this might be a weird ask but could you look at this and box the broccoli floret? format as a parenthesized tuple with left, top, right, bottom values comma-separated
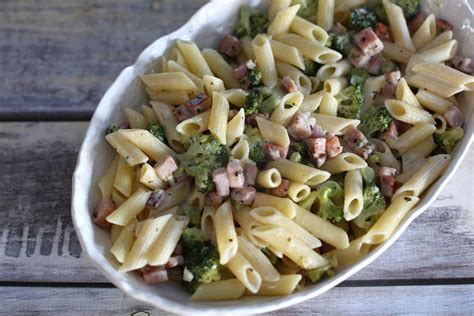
(370, 0, 421, 22)
(349, 6, 378, 31)
(329, 32, 353, 56)
(106, 124, 119, 135)
(304, 264, 332, 283)
(244, 89, 264, 116)
(181, 228, 221, 291)
(235, 5, 269, 38)
(359, 107, 394, 138)
(245, 126, 267, 166)
(148, 123, 166, 143)
(179, 135, 229, 193)
(336, 86, 364, 119)
(347, 68, 369, 87)
(292, 0, 318, 19)
(360, 167, 376, 184)
(394, 0, 422, 20)
(303, 58, 319, 76)
(353, 183, 386, 229)
(291, 141, 314, 166)
(248, 68, 263, 88)
(434, 127, 464, 154)
(183, 207, 202, 227)
(315, 181, 344, 222)
(299, 191, 318, 210)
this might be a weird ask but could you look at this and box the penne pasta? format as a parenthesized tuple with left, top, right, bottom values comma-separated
(321, 153, 368, 174)
(256, 116, 290, 147)
(140, 72, 198, 91)
(274, 33, 342, 63)
(208, 92, 230, 145)
(191, 279, 246, 301)
(268, 4, 300, 35)
(177, 40, 213, 78)
(256, 168, 282, 189)
(214, 200, 238, 265)
(252, 35, 278, 88)
(267, 159, 331, 187)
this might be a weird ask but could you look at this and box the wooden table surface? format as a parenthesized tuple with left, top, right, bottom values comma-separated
(1, 1, 473, 314)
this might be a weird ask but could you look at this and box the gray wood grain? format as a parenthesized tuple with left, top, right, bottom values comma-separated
(1, 284, 473, 315)
(0, 122, 472, 284)
(0, 0, 208, 118)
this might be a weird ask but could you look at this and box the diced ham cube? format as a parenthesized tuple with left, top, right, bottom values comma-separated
(448, 56, 474, 74)
(185, 93, 210, 115)
(282, 76, 298, 93)
(378, 166, 397, 198)
(330, 22, 347, 34)
(311, 124, 327, 138)
(233, 64, 249, 81)
(375, 23, 393, 42)
(244, 162, 258, 186)
(436, 19, 453, 33)
(219, 34, 242, 57)
(394, 120, 412, 134)
(381, 71, 401, 97)
(354, 28, 384, 57)
(155, 155, 178, 181)
(343, 127, 368, 148)
(287, 111, 317, 141)
(307, 137, 327, 167)
(408, 13, 426, 34)
(93, 198, 116, 229)
(267, 179, 290, 197)
(174, 105, 194, 122)
(263, 143, 288, 161)
(231, 186, 257, 205)
(206, 191, 223, 206)
(326, 136, 343, 158)
(139, 265, 165, 274)
(379, 121, 399, 143)
(349, 47, 371, 69)
(213, 168, 230, 197)
(368, 54, 385, 75)
(227, 159, 245, 188)
(444, 105, 464, 128)
(354, 142, 376, 160)
(165, 255, 184, 269)
(143, 269, 168, 285)
(147, 189, 165, 209)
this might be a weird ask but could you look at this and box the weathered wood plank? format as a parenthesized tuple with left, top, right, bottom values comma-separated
(0, 122, 472, 283)
(1, 284, 473, 315)
(0, 0, 208, 117)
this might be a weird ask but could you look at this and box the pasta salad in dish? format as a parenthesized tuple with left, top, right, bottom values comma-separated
(92, 0, 468, 301)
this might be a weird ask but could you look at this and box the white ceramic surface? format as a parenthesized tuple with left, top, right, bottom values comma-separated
(71, 1, 474, 314)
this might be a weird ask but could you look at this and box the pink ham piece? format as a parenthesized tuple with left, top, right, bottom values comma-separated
(227, 159, 245, 188)
(448, 56, 474, 74)
(368, 54, 385, 75)
(282, 76, 298, 93)
(311, 124, 327, 138)
(212, 168, 230, 197)
(354, 28, 384, 56)
(244, 162, 258, 186)
(219, 34, 242, 57)
(146, 189, 165, 209)
(287, 111, 317, 141)
(343, 127, 375, 160)
(378, 166, 397, 198)
(307, 137, 327, 167)
(93, 198, 116, 229)
(444, 105, 464, 128)
(206, 191, 223, 206)
(165, 255, 184, 269)
(233, 64, 249, 81)
(379, 121, 399, 143)
(349, 47, 371, 69)
(326, 136, 343, 158)
(143, 269, 168, 285)
(155, 155, 178, 181)
(231, 186, 257, 205)
(375, 23, 393, 42)
(436, 19, 453, 33)
(263, 143, 288, 161)
(185, 93, 210, 115)
(267, 179, 290, 197)
(381, 71, 401, 97)
(174, 105, 194, 122)
(246, 112, 269, 127)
